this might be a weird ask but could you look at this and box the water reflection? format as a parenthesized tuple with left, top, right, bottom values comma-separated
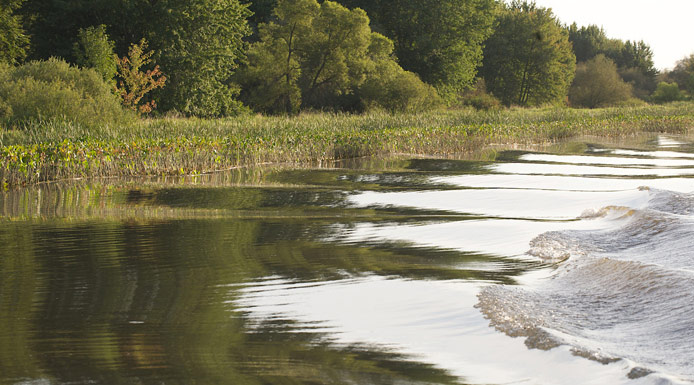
(1, 134, 694, 384)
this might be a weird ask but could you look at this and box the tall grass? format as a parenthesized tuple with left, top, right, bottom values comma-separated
(1, 103, 694, 187)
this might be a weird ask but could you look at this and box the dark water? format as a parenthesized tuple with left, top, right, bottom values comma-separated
(2, 135, 694, 384)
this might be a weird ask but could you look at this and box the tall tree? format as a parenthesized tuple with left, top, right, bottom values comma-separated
(480, 0, 575, 106)
(148, 0, 252, 117)
(567, 23, 609, 63)
(336, 0, 497, 99)
(237, 0, 437, 113)
(0, 0, 29, 64)
(667, 54, 694, 97)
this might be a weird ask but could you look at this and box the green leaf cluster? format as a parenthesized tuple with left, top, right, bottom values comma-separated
(0, 58, 130, 127)
(337, 0, 497, 99)
(237, 0, 437, 114)
(481, 1, 575, 107)
(651, 82, 685, 104)
(73, 25, 117, 83)
(569, 55, 633, 108)
(0, 0, 29, 64)
(149, 0, 252, 117)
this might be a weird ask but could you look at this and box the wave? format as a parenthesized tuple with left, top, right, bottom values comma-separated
(477, 188, 694, 383)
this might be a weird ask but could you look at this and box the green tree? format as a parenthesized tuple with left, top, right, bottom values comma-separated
(569, 54, 632, 108)
(568, 23, 609, 63)
(73, 25, 117, 82)
(651, 81, 684, 104)
(481, 1, 575, 106)
(0, 0, 29, 64)
(336, 0, 497, 98)
(668, 54, 694, 96)
(237, 0, 436, 113)
(148, 0, 251, 117)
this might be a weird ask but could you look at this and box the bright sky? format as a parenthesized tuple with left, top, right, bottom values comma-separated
(531, 0, 694, 70)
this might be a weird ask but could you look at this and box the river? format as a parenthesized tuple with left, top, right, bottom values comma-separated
(1, 134, 693, 384)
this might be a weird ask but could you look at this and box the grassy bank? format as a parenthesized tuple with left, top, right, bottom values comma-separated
(1, 103, 694, 187)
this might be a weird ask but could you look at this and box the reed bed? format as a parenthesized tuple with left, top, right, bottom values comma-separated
(1, 103, 694, 187)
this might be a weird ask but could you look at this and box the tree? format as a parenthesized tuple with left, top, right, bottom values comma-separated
(480, 1, 575, 106)
(114, 39, 167, 114)
(568, 23, 609, 63)
(73, 25, 117, 82)
(569, 55, 632, 108)
(0, 0, 29, 64)
(148, 0, 252, 117)
(237, 0, 437, 113)
(237, 0, 318, 113)
(336, 0, 497, 99)
(668, 55, 694, 96)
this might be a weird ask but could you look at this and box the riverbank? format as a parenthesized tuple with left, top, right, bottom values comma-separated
(1, 103, 694, 187)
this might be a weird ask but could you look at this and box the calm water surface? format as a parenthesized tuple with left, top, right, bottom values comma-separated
(2, 135, 694, 385)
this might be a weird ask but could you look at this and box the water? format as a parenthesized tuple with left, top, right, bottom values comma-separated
(1, 135, 694, 384)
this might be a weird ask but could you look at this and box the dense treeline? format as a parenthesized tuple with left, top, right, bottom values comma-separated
(1, 0, 694, 122)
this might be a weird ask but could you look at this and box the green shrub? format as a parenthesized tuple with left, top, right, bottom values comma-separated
(359, 60, 441, 112)
(456, 79, 501, 110)
(651, 82, 685, 104)
(569, 54, 633, 108)
(0, 58, 130, 127)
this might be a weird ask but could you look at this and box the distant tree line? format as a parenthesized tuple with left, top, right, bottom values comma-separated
(1, 0, 693, 119)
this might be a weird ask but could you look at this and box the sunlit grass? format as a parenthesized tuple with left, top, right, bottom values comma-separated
(2, 102, 694, 187)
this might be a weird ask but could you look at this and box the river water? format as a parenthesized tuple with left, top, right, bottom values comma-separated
(1, 135, 693, 384)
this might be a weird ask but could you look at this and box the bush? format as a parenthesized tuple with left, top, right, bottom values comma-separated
(456, 79, 501, 110)
(569, 54, 633, 108)
(359, 60, 441, 113)
(0, 58, 130, 127)
(651, 82, 685, 104)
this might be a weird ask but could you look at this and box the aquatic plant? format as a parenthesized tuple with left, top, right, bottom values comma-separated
(1, 103, 694, 187)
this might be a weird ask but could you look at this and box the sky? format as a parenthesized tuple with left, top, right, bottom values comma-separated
(531, 0, 694, 70)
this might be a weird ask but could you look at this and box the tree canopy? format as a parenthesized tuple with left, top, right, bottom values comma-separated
(335, 0, 497, 99)
(480, 1, 575, 106)
(237, 0, 437, 114)
(0, 0, 29, 64)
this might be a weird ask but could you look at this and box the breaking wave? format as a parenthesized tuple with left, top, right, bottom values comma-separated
(478, 189, 694, 383)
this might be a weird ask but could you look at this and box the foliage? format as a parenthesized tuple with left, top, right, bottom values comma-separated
(337, 0, 497, 98)
(481, 1, 575, 106)
(569, 55, 633, 108)
(359, 57, 441, 113)
(73, 25, 117, 82)
(237, 0, 436, 114)
(0, 0, 29, 64)
(20, 0, 251, 117)
(456, 79, 501, 110)
(114, 39, 166, 115)
(651, 82, 685, 104)
(567, 23, 657, 99)
(567, 23, 610, 63)
(668, 55, 694, 96)
(149, 0, 252, 117)
(4, 103, 694, 186)
(0, 58, 128, 127)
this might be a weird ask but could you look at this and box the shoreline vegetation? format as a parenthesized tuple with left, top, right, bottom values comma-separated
(2, 102, 693, 188)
